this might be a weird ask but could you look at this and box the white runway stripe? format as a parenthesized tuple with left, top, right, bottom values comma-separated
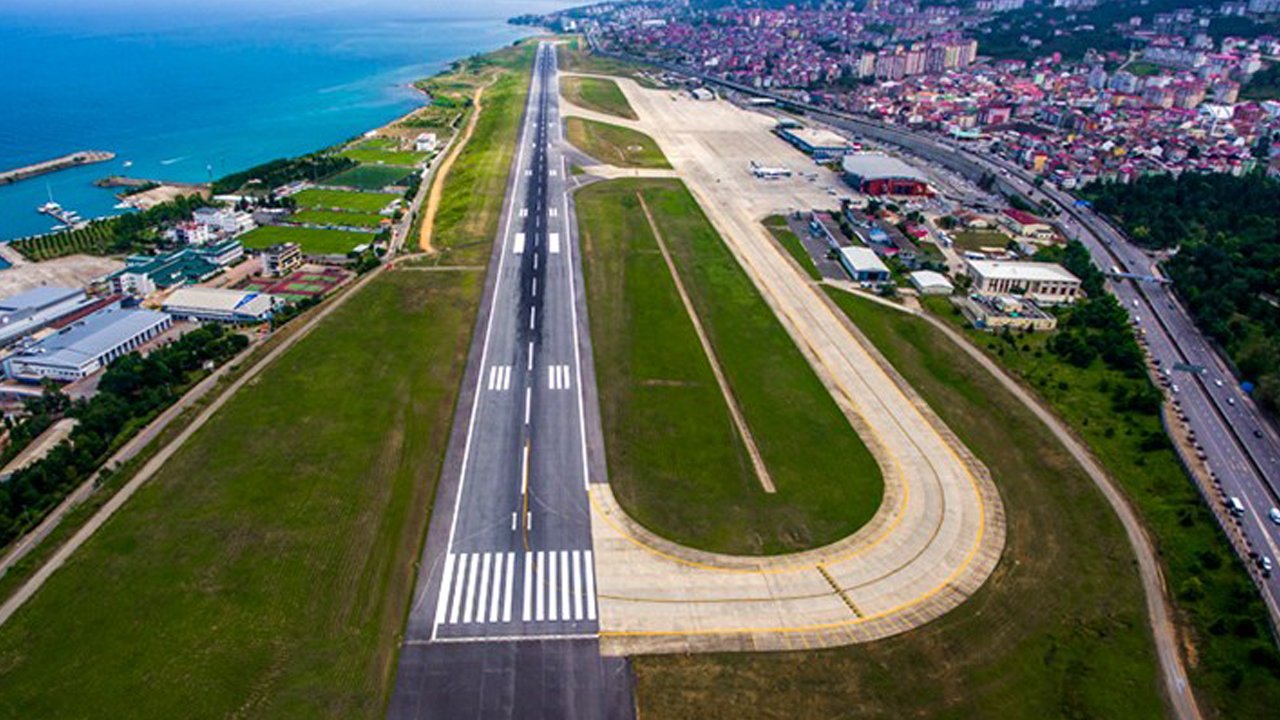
(487, 365, 512, 391)
(434, 550, 597, 627)
(513, 232, 526, 254)
(549, 232, 561, 254)
(548, 364, 571, 390)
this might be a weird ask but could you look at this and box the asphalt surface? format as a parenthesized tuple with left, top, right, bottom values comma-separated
(388, 43, 632, 719)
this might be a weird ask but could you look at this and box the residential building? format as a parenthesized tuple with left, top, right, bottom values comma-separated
(3, 307, 172, 382)
(414, 132, 438, 152)
(261, 242, 304, 278)
(162, 287, 278, 323)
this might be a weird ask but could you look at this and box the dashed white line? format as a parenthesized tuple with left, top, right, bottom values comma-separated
(529, 306, 536, 330)
(524, 386, 532, 424)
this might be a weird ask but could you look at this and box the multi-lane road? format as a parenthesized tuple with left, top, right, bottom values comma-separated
(387, 42, 631, 720)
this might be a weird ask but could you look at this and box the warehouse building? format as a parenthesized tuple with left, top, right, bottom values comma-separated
(838, 246, 891, 286)
(775, 125, 852, 159)
(842, 153, 931, 196)
(909, 270, 954, 295)
(162, 287, 278, 323)
(3, 307, 172, 382)
(966, 259, 1081, 304)
(0, 287, 97, 347)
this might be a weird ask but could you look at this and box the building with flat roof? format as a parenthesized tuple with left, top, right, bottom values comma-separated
(956, 294, 1059, 332)
(261, 242, 303, 278)
(838, 246, 891, 285)
(966, 259, 1081, 304)
(0, 286, 95, 347)
(842, 153, 931, 196)
(3, 307, 172, 382)
(909, 270, 954, 295)
(776, 125, 852, 159)
(162, 287, 278, 323)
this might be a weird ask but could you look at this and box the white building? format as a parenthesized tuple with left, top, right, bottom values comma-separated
(414, 132, 438, 152)
(909, 270, 954, 295)
(261, 242, 303, 278)
(162, 287, 278, 323)
(3, 307, 172, 382)
(838, 246, 892, 285)
(192, 207, 257, 236)
(0, 286, 96, 347)
(966, 259, 1081, 304)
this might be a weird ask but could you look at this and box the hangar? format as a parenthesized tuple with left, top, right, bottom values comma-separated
(842, 153, 931, 196)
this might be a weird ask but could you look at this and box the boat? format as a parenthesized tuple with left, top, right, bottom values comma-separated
(122, 160, 133, 168)
(38, 201, 61, 214)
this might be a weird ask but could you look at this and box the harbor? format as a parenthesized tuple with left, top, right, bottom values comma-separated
(0, 151, 116, 186)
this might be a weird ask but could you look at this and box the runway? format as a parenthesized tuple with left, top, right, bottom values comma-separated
(387, 42, 630, 720)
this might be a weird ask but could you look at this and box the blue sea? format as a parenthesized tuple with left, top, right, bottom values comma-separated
(0, 0, 572, 242)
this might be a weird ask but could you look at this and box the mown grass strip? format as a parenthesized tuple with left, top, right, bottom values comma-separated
(764, 215, 821, 281)
(565, 117, 670, 169)
(633, 291, 1164, 719)
(579, 178, 880, 554)
(239, 225, 369, 255)
(560, 76, 637, 120)
(292, 188, 399, 213)
(0, 269, 480, 718)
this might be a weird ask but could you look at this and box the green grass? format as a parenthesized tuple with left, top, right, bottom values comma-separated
(0, 269, 482, 718)
(556, 41, 662, 88)
(340, 144, 427, 167)
(292, 188, 399, 214)
(323, 165, 414, 190)
(239, 226, 369, 255)
(950, 229, 1011, 253)
(428, 44, 535, 266)
(565, 117, 670, 169)
(560, 76, 637, 120)
(925, 296, 1280, 718)
(764, 215, 820, 281)
(634, 290, 1164, 718)
(578, 179, 881, 554)
(291, 209, 387, 229)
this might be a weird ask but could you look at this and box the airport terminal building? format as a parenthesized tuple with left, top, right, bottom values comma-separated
(842, 153, 931, 196)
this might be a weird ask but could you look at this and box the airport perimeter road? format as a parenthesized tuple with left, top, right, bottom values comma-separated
(388, 43, 631, 720)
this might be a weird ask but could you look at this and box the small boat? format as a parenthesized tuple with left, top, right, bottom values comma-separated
(122, 160, 133, 168)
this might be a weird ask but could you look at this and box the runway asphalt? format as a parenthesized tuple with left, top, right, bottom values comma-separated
(387, 42, 631, 720)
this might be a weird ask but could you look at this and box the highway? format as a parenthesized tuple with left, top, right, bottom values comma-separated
(387, 42, 631, 719)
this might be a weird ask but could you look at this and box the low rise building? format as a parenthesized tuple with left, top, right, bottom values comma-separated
(191, 239, 245, 267)
(842, 153, 931, 196)
(261, 242, 303, 278)
(414, 132, 438, 152)
(162, 287, 278, 323)
(193, 206, 256, 236)
(956, 294, 1058, 332)
(966, 259, 1081, 304)
(908, 270, 954, 295)
(838, 246, 891, 285)
(999, 208, 1054, 239)
(3, 307, 172, 382)
(107, 249, 222, 297)
(776, 125, 852, 159)
(0, 287, 96, 347)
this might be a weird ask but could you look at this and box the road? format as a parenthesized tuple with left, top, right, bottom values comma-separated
(387, 42, 632, 719)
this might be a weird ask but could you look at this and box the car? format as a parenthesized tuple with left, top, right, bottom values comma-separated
(1256, 429, 1265, 439)
(1214, 379, 1224, 388)
(1259, 556, 1273, 577)
(1171, 384, 1180, 394)
(1228, 397, 1236, 406)
(1269, 507, 1280, 525)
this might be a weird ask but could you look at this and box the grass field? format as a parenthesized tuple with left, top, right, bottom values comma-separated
(578, 179, 881, 554)
(633, 290, 1164, 718)
(763, 215, 820, 281)
(292, 209, 387, 229)
(340, 144, 428, 167)
(323, 165, 414, 191)
(292, 188, 399, 214)
(239, 226, 369, 255)
(565, 117, 670, 169)
(950, 229, 1011, 253)
(556, 40, 662, 89)
(924, 296, 1280, 718)
(0, 269, 481, 718)
(560, 76, 637, 120)
(428, 44, 536, 266)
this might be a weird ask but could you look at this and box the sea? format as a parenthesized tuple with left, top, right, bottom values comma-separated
(0, 0, 574, 246)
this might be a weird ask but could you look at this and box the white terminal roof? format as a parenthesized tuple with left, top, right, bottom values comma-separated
(840, 246, 891, 273)
(784, 126, 851, 148)
(967, 260, 1080, 283)
(15, 307, 168, 368)
(164, 287, 274, 316)
(841, 152, 929, 182)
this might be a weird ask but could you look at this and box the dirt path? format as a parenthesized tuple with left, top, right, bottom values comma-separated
(418, 81, 492, 253)
(637, 193, 775, 494)
(0, 265, 390, 628)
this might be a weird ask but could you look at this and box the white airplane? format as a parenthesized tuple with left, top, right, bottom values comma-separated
(749, 160, 791, 179)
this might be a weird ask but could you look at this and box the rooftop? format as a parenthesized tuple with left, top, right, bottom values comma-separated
(164, 287, 272, 314)
(841, 152, 929, 182)
(14, 307, 169, 369)
(781, 126, 851, 148)
(967, 259, 1079, 283)
(840, 245, 891, 273)
(0, 286, 83, 315)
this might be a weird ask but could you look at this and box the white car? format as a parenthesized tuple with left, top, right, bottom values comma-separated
(1269, 507, 1280, 526)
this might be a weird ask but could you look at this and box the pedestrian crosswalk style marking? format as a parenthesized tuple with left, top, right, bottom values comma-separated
(435, 550, 595, 628)
(549, 232, 561, 254)
(548, 364, 571, 390)
(487, 365, 512, 391)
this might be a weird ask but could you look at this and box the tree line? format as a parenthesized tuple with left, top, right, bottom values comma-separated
(0, 325, 249, 547)
(1083, 171, 1280, 414)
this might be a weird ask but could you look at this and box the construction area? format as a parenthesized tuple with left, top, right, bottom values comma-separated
(558, 75, 1006, 654)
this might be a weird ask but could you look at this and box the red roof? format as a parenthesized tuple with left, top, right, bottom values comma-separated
(1002, 208, 1044, 226)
